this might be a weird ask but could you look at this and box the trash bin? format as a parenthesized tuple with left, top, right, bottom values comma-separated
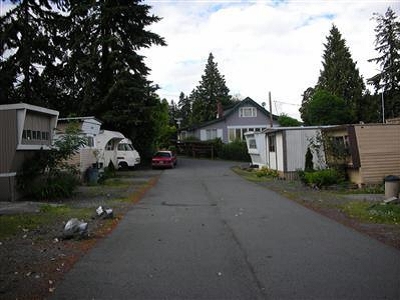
(384, 175, 400, 199)
(87, 167, 99, 184)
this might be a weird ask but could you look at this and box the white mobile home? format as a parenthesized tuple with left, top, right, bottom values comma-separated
(245, 126, 329, 180)
(57, 117, 102, 175)
(56, 118, 140, 175)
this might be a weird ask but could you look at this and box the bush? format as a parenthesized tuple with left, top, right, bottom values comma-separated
(98, 161, 116, 184)
(30, 172, 80, 200)
(218, 140, 250, 162)
(255, 167, 279, 178)
(303, 168, 345, 188)
(17, 123, 86, 200)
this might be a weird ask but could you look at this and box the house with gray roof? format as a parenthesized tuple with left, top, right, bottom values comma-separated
(180, 97, 279, 143)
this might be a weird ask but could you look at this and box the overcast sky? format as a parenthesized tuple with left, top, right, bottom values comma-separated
(142, 0, 398, 119)
(1, 1, 397, 119)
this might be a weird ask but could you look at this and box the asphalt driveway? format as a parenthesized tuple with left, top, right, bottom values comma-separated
(52, 158, 400, 300)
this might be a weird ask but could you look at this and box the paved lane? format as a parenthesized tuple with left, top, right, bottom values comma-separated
(53, 158, 400, 299)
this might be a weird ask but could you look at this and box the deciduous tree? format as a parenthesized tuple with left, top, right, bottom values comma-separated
(303, 89, 353, 125)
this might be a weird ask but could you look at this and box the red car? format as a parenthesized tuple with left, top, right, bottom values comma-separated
(151, 151, 177, 169)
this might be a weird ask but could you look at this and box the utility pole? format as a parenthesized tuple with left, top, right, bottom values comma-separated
(269, 91, 273, 127)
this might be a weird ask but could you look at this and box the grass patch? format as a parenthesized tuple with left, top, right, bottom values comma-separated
(341, 202, 400, 224)
(102, 178, 130, 188)
(231, 167, 274, 183)
(339, 184, 384, 195)
(0, 204, 92, 240)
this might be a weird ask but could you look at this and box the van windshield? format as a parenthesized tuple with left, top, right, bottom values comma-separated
(118, 143, 134, 151)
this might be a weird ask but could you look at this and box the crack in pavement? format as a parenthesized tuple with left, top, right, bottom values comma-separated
(201, 180, 268, 300)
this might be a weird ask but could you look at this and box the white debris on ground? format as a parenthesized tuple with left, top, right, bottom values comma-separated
(62, 218, 88, 239)
(95, 206, 114, 219)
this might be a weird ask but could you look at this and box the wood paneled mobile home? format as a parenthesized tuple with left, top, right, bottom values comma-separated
(0, 103, 59, 201)
(322, 124, 400, 186)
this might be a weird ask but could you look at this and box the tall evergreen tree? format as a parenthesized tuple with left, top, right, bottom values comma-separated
(0, 0, 66, 105)
(191, 53, 232, 123)
(169, 99, 179, 125)
(299, 87, 315, 125)
(317, 25, 365, 122)
(177, 91, 192, 127)
(368, 7, 400, 119)
(60, 0, 166, 159)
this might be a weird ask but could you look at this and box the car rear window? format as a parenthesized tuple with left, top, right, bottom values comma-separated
(155, 152, 171, 157)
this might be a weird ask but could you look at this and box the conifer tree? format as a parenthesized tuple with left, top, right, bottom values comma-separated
(191, 53, 232, 123)
(0, 0, 66, 105)
(60, 0, 166, 159)
(299, 87, 315, 125)
(368, 7, 400, 119)
(317, 25, 365, 122)
(177, 92, 192, 127)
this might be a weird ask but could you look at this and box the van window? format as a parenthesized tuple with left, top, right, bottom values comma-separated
(118, 143, 134, 151)
(106, 140, 113, 150)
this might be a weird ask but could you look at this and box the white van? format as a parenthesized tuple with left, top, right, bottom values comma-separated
(116, 138, 141, 169)
(96, 131, 140, 169)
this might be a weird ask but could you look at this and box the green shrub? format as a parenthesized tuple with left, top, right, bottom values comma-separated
(17, 122, 86, 200)
(30, 171, 80, 200)
(303, 168, 345, 188)
(255, 167, 279, 178)
(98, 161, 116, 184)
(218, 140, 250, 162)
(168, 145, 177, 153)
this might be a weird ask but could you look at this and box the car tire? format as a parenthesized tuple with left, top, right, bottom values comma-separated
(118, 162, 129, 171)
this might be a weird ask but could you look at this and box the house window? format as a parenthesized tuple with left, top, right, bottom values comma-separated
(241, 128, 248, 140)
(268, 135, 276, 152)
(228, 129, 235, 142)
(329, 135, 349, 154)
(239, 107, 257, 118)
(87, 136, 94, 147)
(248, 138, 257, 149)
(206, 129, 218, 140)
(27, 130, 32, 140)
(228, 127, 267, 142)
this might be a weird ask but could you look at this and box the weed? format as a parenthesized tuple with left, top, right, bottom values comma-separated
(232, 167, 274, 182)
(102, 179, 130, 188)
(255, 167, 279, 178)
(341, 202, 400, 224)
